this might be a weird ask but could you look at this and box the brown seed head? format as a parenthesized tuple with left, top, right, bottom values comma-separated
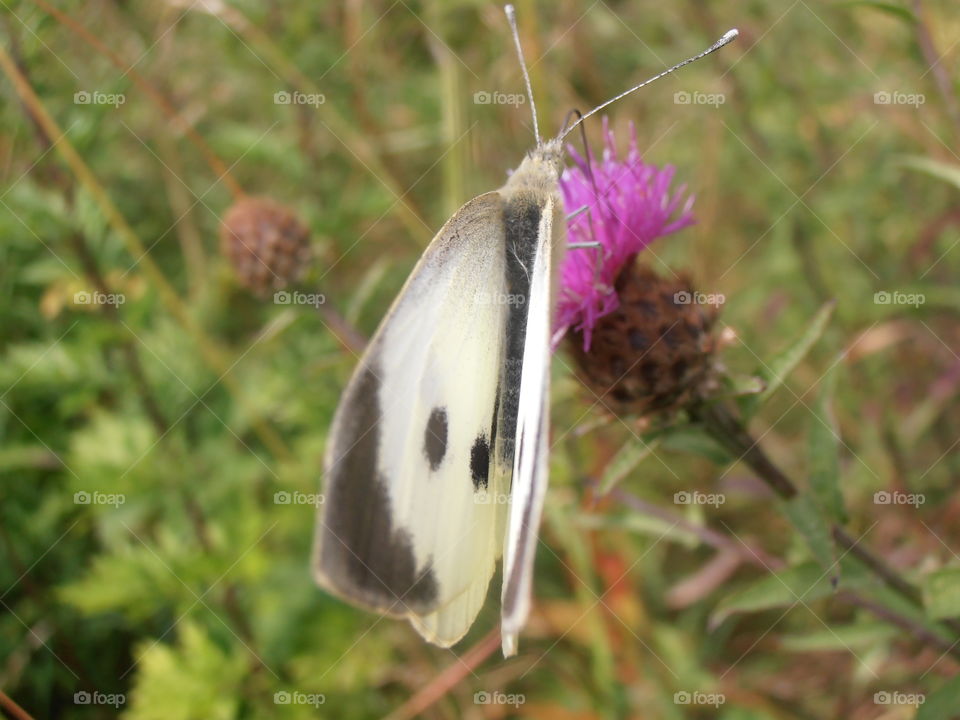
(220, 196, 311, 295)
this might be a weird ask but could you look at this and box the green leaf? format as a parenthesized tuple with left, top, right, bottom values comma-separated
(900, 156, 960, 192)
(126, 622, 248, 720)
(917, 675, 960, 720)
(711, 561, 836, 628)
(840, 1, 916, 24)
(578, 512, 701, 550)
(781, 492, 836, 572)
(0, 444, 60, 471)
(922, 568, 960, 621)
(59, 544, 181, 619)
(545, 502, 618, 705)
(739, 302, 835, 418)
(808, 366, 847, 523)
(718, 710, 780, 720)
(780, 621, 897, 652)
(864, 572, 957, 644)
(661, 427, 732, 465)
(719, 373, 766, 399)
(599, 435, 662, 494)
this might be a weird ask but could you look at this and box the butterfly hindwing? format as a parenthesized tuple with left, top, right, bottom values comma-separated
(499, 191, 563, 656)
(314, 192, 514, 646)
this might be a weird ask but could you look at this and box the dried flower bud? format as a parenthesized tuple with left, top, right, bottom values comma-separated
(220, 196, 311, 295)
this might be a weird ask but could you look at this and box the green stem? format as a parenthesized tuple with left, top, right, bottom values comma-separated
(693, 400, 960, 639)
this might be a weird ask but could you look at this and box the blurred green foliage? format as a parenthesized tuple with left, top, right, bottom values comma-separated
(2, 0, 960, 718)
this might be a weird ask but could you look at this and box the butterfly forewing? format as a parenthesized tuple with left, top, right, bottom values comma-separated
(315, 192, 514, 646)
(316, 144, 565, 652)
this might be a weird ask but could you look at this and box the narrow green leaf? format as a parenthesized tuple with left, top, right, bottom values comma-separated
(865, 575, 957, 645)
(840, 1, 916, 24)
(900, 156, 960, 192)
(781, 492, 837, 572)
(717, 710, 781, 720)
(922, 567, 960, 621)
(599, 435, 662, 495)
(720, 373, 766, 399)
(661, 427, 732, 465)
(808, 366, 847, 523)
(577, 512, 701, 550)
(917, 675, 960, 720)
(780, 621, 897, 652)
(740, 301, 835, 418)
(345, 256, 391, 326)
(711, 561, 835, 629)
(0, 444, 60, 471)
(545, 501, 618, 708)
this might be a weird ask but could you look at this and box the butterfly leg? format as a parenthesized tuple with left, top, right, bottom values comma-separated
(565, 204, 590, 223)
(564, 205, 605, 287)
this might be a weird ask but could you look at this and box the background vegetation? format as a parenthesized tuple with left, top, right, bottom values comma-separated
(2, 0, 959, 718)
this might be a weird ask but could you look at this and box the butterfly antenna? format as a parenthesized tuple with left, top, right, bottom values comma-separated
(560, 29, 739, 141)
(504, 4, 541, 146)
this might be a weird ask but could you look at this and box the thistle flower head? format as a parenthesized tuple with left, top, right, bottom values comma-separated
(556, 119, 720, 415)
(556, 118, 695, 351)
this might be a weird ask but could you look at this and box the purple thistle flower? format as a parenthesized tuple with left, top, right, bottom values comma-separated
(556, 118, 695, 352)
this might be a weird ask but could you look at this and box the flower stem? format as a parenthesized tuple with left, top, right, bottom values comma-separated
(694, 400, 796, 500)
(692, 400, 960, 639)
(0, 690, 35, 720)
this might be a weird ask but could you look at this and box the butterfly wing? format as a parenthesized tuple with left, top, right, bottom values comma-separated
(499, 192, 562, 657)
(314, 192, 513, 646)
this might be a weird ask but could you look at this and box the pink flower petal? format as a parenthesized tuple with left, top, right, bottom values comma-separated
(556, 118, 695, 352)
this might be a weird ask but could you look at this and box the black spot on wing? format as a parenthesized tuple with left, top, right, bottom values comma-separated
(320, 364, 438, 612)
(423, 407, 448, 471)
(470, 435, 490, 490)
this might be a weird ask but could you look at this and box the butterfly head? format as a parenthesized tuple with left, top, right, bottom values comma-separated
(507, 138, 564, 193)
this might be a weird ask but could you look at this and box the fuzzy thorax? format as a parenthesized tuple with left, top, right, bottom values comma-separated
(504, 139, 564, 195)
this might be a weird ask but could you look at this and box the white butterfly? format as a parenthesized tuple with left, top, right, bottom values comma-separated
(313, 6, 738, 657)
